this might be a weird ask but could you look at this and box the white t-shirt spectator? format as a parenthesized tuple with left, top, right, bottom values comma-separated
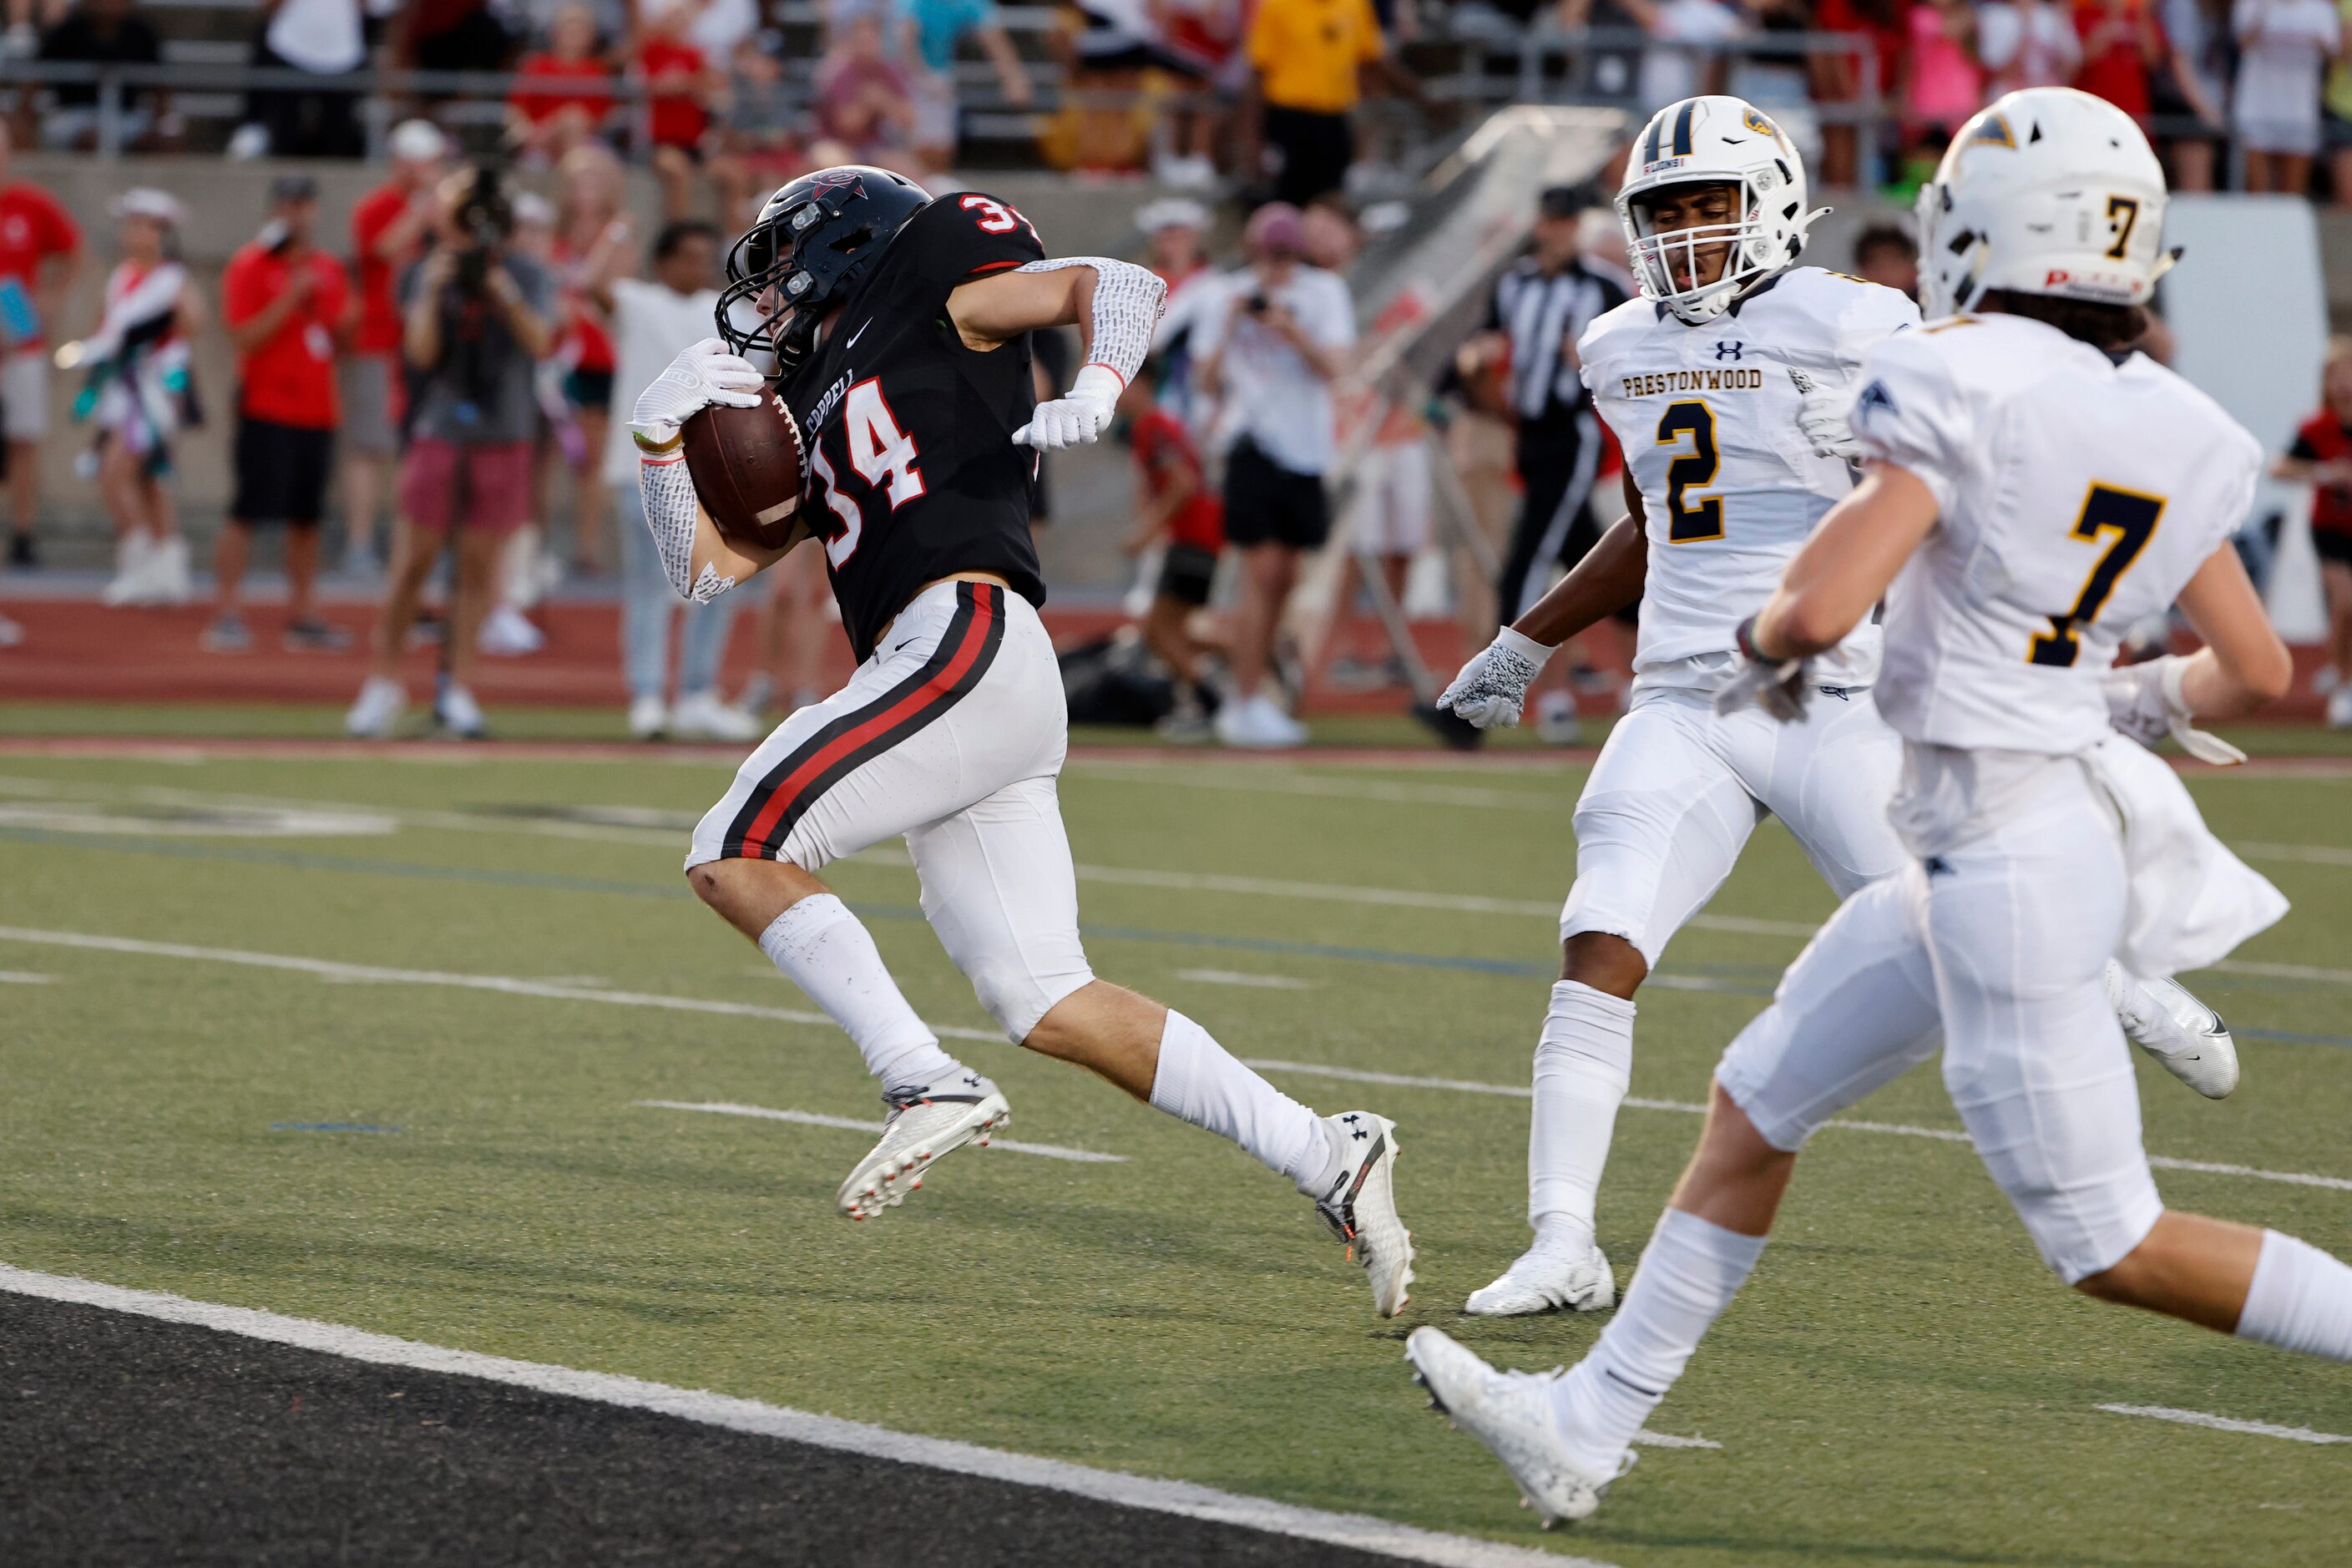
(1976, 0, 2081, 94)
(1638, 0, 1745, 115)
(267, 0, 366, 73)
(1203, 265, 1356, 476)
(604, 276, 723, 486)
(2233, 0, 2344, 154)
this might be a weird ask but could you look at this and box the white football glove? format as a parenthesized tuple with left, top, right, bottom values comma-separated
(630, 336, 766, 448)
(2101, 654, 2247, 766)
(1789, 367, 1863, 463)
(1435, 627, 1556, 729)
(1713, 615, 1813, 722)
(1014, 363, 1122, 452)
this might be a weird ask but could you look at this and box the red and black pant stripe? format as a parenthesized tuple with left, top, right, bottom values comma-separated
(721, 582, 1007, 862)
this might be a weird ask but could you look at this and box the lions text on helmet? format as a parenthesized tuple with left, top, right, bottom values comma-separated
(1617, 96, 1828, 325)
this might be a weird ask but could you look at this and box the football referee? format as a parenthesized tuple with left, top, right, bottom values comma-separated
(1458, 185, 1630, 739)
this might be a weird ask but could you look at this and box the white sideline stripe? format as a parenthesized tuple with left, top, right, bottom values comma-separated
(0, 926, 1004, 1046)
(18, 776, 2352, 984)
(1243, 1060, 2352, 1191)
(0, 1264, 1609, 1568)
(635, 1100, 1127, 1164)
(0, 969, 53, 984)
(1628, 1430, 1723, 1450)
(2097, 1404, 2352, 1445)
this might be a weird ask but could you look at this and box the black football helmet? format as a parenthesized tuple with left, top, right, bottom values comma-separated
(716, 165, 932, 375)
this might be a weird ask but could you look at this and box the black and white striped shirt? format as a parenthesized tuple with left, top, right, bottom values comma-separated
(1485, 257, 1631, 427)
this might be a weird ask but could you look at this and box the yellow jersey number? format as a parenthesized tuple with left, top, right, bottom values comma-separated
(1657, 400, 1724, 543)
(2027, 482, 2166, 667)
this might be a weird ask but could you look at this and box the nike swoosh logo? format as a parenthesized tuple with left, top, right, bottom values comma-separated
(893, 638, 917, 653)
(846, 321, 870, 350)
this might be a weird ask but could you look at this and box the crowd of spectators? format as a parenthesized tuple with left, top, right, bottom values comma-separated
(4, 0, 2352, 199)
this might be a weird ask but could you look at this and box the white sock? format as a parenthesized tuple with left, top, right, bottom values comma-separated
(1529, 979, 1636, 1246)
(2235, 1230, 2352, 1360)
(1550, 1208, 1766, 1474)
(1148, 1009, 1333, 1192)
(756, 895, 961, 1094)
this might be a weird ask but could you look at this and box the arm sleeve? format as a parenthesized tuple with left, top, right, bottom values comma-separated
(1012, 255, 1168, 386)
(1849, 331, 1973, 516)
(638, 449, 737, 604)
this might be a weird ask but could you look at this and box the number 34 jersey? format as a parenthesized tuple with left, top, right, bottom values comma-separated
(1578, 267, 1920, 691)
(781, 192, 1050, 662)
(1853, 311, 2263, 756)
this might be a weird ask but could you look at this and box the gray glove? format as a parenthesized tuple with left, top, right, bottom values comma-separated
(1713, 614, 1813, 722)
(1435, 627, 1556, 728)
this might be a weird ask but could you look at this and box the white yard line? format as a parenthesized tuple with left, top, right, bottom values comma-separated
(1174, 969, 1317, 990)
(635, 1100, 1126, 1164)
(0, 925, 1000, 1046)
(1244, 1060, 2352, 1192)
(2096, 1405, 2352, 1445)
(1628, 1430, 1723, 1450)
(2234, 842, 2352, 869)
(0, 1263, 1604, 1568)
(13, 776, 2352, 982)
(0, 969, 54, 984)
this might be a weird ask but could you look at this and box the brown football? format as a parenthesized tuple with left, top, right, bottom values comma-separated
(681, 391, 809, 553)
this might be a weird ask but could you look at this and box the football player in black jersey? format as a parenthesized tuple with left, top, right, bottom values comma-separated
(625, 166, 1413, 1317)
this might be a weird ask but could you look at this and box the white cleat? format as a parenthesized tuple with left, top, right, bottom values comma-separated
(2106, 963, 2239, 1099)
(1310, 1111, 1414, 1317)
(837, 1072, 1010, 1221)
(1404, 1327, 1630, 1527)
(345, 675, 406, 739)
(1464, 1240, 1616, 1316)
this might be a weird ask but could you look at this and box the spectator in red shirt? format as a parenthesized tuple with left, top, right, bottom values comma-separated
(208, 175, 354, 654)
(549, 140, 635, 578)
(2073, 0, 2167, 121)
(507, 3, 616, 164)
(638, 1, 719, 220)
(0, 120, 83, 569)
(1118, 367, 1226, 740)
(2274, 335, 2352, 729)
(341, 119, 447, 579)
(814, 11, 917, 168)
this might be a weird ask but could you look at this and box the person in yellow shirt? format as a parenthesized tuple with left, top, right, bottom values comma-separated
(1249, 0, 1393, 203)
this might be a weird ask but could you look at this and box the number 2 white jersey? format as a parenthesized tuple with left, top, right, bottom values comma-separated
(1578, 266, 1921, 690)
(1851, 312, 2263, 755)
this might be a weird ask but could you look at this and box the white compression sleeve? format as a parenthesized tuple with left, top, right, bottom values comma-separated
(639, 451, 736, 604)
(1013, 256, 1166, 387)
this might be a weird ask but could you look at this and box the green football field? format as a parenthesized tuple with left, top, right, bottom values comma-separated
(2, 716, 2348, 1565)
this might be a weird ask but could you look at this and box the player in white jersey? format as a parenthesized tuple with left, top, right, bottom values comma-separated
(1435, 94, 2238, 1318)
(1409, 88, 2352, 1526)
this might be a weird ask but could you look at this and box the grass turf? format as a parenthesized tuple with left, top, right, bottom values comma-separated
(0, 734, 2347, 1565)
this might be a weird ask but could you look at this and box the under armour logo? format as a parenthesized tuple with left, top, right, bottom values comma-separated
(1713, 341, 1743, 361)
(962, 1074, 980, 1088)
(1340, 1114, 1360, 1125)
(1817, 685, 1853, 701)
(1353, 1128, 1369, 1141)
(1924, 856, 1952, 878)
(1855, 379, 1897, 422)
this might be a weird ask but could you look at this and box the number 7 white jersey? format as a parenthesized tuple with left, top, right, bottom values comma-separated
(1852, 311, 2263, 755)
(1578, 266, 1921, 691)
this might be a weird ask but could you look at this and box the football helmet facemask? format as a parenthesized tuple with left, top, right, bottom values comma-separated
(716, 164, 932, 375)
(1617, 96, 1825, 326)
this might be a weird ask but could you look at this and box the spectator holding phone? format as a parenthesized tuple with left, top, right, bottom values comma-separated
(1196, 201, 1354, 748)
(207, 175, 353, 654)
(0, 120, 80, 569)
